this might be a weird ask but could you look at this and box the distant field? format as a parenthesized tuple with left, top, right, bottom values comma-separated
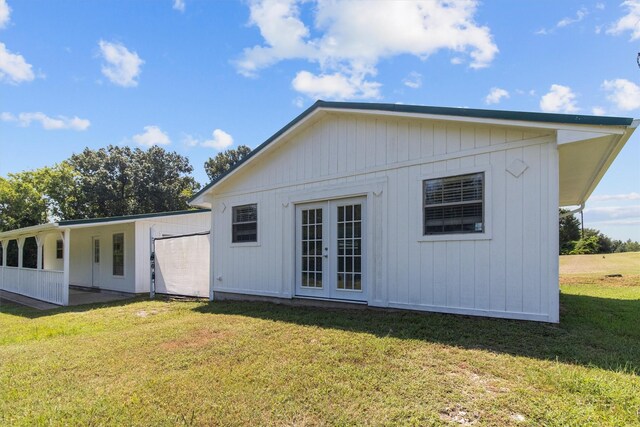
(560, 251, 640, 276)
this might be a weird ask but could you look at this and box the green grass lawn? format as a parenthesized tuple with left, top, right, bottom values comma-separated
(1, 258, 639, 426)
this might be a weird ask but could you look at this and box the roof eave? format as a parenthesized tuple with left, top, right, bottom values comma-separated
(188, 101, 635, 202)
(576, 118, 639, 206)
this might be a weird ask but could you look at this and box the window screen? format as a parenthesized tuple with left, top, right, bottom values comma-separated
(232, 204, 258, 243)
(112, 233, 124, 276)
(423, 172, 484, 235)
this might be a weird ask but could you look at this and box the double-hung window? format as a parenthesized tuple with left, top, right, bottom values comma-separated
(112, 233, 124, 276)
(423, 172, 484, 235)
(56, 240, 63, 259)
(232, 204, 258, 243)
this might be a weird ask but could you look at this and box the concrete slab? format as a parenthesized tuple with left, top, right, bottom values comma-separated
(0, 290, 59, 310)
(68, 288, 132, 306)
(0, 288, 133, 310)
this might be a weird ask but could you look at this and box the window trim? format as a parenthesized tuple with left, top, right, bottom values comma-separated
(417, 166, 492, 242)
(111, 232, 126, 278)
(231, 203, 259, 246)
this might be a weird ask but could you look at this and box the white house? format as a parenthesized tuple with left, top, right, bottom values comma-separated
(190, 101, 638, 323)
(0, 209, 210, 305)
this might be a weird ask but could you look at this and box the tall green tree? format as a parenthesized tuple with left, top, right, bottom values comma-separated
(204, 145, 252, 182)
(68, 145, 200, 218)
(0, 175, 48, 232)
(11, 163, 81, 221)
(559, 209, 581, 254)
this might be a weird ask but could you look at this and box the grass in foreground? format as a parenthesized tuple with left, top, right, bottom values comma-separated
(0, 275, 638, 425)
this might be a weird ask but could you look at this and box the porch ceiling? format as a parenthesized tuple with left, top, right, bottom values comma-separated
(558, 122, 638, 206)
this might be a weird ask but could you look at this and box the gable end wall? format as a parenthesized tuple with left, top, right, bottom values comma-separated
(210, 114, 559, 322)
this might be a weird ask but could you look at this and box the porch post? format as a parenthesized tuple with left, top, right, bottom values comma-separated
(62, 229, 71, 306)
(35, 235, 44, 270)
(0, 240, 6, 289)
(1, 240, 6, 267)
(17, 237, 25, 268)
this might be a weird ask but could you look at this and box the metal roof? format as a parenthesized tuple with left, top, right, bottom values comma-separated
(0, 209, 210, 238)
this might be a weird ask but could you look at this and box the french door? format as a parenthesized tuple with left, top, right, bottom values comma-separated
(295, 197, 366, 302)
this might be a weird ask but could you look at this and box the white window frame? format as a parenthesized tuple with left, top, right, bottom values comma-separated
(230, 203, 260, 247)
(112, 232, 126, 278)
(417, 166, 492, 242)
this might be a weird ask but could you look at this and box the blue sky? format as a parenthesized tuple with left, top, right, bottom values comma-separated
(0, 0, 639, 240)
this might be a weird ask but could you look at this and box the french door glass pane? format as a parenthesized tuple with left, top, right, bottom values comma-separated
(336, 203, 362, 291)
(301, 208, 323, 288)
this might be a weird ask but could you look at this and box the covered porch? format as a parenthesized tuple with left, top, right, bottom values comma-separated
(0, 224, 71, 306)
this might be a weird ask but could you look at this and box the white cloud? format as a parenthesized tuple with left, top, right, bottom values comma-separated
(173, 0, 185, 12)
(537, 7, 589, 35)
(0, 111, 14, 121)
(236, 0, 498, 100)
(0, 42, 34, 84)
(98, 40, 144, 87)
(484, 87, 509, 105)
(201, 129, 234, 150)
(591, 106, 606, 115)
(182, 129, 234, 150)
(596, 2, 605, 10)
(539, 84, 579, 113)
(0, 0, 10, 29)
(132, 126, 171, 146)
(1, 111, 90, 131)
(591, 192, 640, 202)
(584, 205, 640, 221)
(602, 78, 640, 111)
(292, 70, 381, 100)
(403, 72, 422, 89)
(588, 218, 640, 226)
(607, 0, 640, 40)
(182, 134, 199, 147)
(293, 96, 305, 108)
(557, 7, 588, 27)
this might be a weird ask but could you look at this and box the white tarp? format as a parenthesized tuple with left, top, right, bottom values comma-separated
(154, 233, 209, 297)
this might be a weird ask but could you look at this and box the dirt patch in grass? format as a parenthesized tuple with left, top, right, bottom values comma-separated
(439, 404, 480, 425)
(159, 328, 232, 350)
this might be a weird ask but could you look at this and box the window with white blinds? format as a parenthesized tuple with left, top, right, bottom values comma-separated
(232, 204, 258, 243)
(423, 172, 484, 235)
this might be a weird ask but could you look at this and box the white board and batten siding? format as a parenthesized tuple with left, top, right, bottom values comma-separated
(209, 112, 560, 322)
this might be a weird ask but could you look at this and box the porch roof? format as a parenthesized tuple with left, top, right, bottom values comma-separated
(0, 209, 210, 239)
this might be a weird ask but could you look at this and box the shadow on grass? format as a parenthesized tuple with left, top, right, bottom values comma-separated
(193, 292, 640, 373)
(0, 296, 148, 319)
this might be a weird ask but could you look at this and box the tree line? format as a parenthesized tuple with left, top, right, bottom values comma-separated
(559, 208, 640, 255)
(0, 145, 251, 232)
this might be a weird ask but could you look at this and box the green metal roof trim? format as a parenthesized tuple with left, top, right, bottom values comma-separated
(59, 209, 210, 226)
(189, 100, 634, 202)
